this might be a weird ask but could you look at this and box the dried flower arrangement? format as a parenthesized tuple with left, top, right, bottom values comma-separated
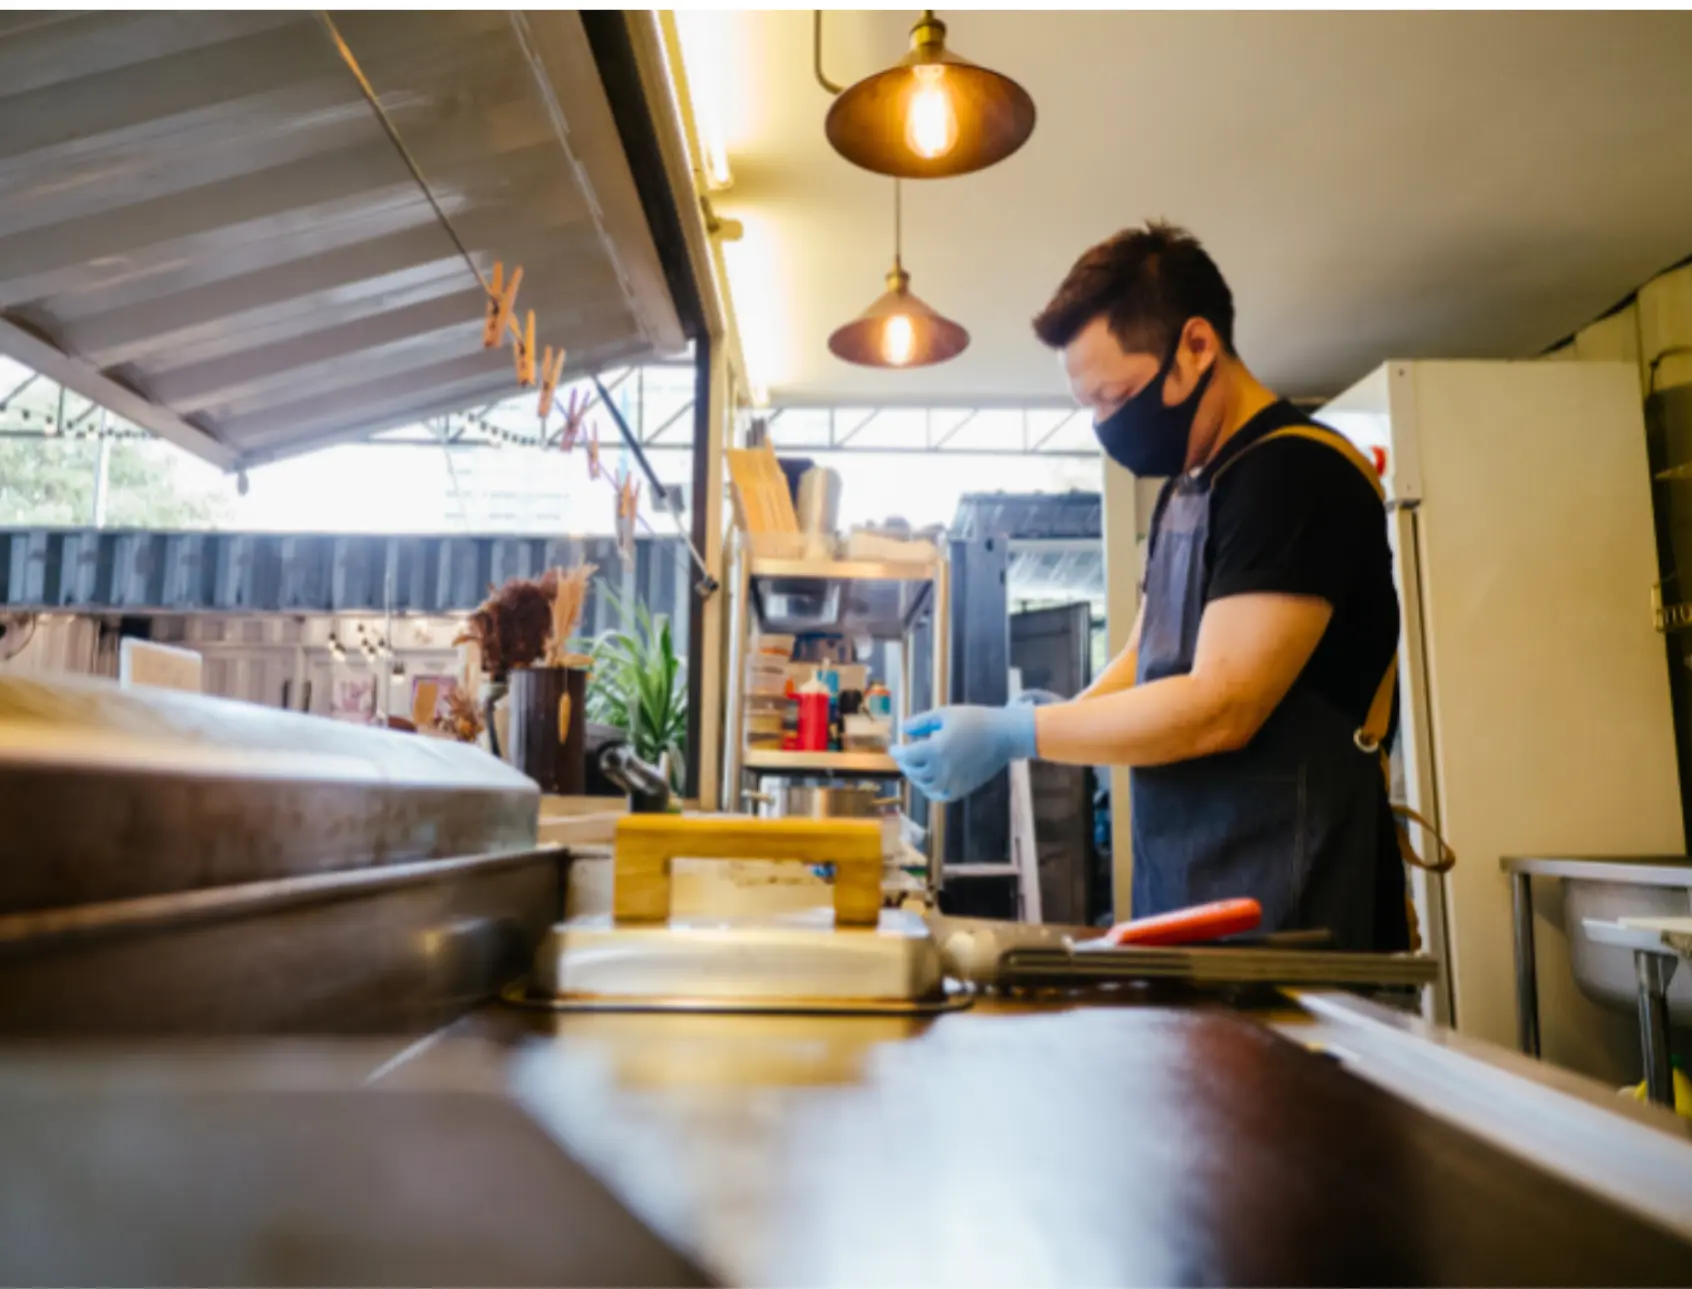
(442, 683, 484, 743)
(453, 563, 598, 684)
(544, 563, 594, 668)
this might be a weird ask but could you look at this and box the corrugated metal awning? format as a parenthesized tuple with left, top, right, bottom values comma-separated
(0, 10, 690, 473)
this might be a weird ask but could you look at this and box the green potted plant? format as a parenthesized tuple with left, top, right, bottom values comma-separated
(578, 584, 688, 793)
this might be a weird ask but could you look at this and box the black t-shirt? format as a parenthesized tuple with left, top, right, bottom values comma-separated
(1148, 401, 1400, 733)
(1143, 401, 1410, 951)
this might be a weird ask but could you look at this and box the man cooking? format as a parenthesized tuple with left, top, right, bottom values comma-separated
(892, 222, 1410, 952)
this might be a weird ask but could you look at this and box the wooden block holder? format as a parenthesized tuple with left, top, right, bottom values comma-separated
(612, 814, 882, 928)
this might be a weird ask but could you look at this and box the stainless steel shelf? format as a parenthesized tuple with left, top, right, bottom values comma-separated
(742, 749, 901, 776)
(749, 558, 937, 637)
(747, 557, 938, 582)
(724, 537, 949, 896)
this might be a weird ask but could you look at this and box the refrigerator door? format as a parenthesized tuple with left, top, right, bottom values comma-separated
(1319, 364, 1450, 1018)
(1388, 503, 1455, 1025)
(1316, 362, 1421, 505)
(1390, 360, 1683, 1056)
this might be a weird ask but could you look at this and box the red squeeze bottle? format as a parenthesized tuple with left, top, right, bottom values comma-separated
(1102, 897, 1262, 947)
(796, 677, 830, 752)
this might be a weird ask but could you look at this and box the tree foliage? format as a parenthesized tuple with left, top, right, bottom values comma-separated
(0, 437, 228, 528)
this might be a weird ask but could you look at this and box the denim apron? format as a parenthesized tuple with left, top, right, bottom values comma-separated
(1128, 409, 1408, 951)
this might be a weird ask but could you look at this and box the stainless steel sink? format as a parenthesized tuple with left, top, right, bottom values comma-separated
(1558, 864, 1692, 1025)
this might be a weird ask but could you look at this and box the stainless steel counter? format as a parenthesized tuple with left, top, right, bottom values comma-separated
(1504, 855, 1692, 886)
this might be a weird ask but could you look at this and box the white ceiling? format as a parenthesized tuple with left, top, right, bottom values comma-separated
(681, 9, 1692, 406)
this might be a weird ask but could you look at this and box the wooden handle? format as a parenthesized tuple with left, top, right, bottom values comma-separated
(613, 814, 882, 927)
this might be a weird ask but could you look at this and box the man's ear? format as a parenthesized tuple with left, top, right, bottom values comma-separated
(1169, 318, 1220, 398)
(1181, 316, 1222, 366)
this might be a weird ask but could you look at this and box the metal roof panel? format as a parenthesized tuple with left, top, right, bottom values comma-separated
(0, 10, 687, 471)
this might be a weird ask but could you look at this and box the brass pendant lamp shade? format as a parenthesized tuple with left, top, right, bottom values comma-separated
(828, 263, 970, 369)
(823, 10, 1035, 180)
(828, 182, 969, 370)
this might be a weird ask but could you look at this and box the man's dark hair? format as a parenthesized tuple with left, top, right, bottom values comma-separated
(1031, 221, 1236, 358)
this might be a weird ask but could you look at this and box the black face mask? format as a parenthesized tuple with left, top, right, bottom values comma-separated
(1092, 337, 1215, 478)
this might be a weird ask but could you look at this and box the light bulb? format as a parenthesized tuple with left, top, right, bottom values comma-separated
(905, 65, 958, 160)
(882, 314, 915, 366)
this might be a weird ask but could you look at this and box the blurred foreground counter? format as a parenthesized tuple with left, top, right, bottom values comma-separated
(4, 678, 1692, 1285)
(5, 999, 1692, 1286)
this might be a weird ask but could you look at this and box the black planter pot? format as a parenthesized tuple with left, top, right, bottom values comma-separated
(507, 666, 588, 796)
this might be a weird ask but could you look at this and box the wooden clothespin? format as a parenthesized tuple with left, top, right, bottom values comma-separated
(481, 262, 504, 348)
(615, 474, 640, 560)
(514, 309, 537, 388)
(537, 345, 567, 418)
(482, 263, 522, 350)
(558, 388, 587, 453)
(585, 422, 602, 478)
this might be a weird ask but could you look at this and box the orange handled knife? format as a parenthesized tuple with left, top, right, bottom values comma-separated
(1097, 897, 1263, 948)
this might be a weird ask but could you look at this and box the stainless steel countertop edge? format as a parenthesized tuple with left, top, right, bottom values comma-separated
(0, 845, 566, 953)
(1501, 855, 1692, 884)
(1279, 989, 1692, 1243)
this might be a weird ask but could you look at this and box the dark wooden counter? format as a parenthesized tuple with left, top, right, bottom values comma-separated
(6, 1000, 1690, 1285)
(436, 1001, 1692, 1287)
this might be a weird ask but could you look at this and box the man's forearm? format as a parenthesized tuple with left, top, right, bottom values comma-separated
(1080, 647, 1137, 699)
(1032, 672, 1254, 767)
(1022, 594, 1329, 769)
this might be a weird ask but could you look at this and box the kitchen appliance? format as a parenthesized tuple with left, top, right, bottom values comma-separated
(1318, 362, 1686, 1054)
(524, 815, 961, 1012)
(0, 674, 550, 1035)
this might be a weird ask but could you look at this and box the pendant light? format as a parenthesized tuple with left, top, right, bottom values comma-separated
(828, 180, 968, 369)
(818, 10, 1035, 180)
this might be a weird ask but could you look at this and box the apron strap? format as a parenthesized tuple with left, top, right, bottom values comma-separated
(1216, 423, 1395, 750)
(1392, 803, 1458, 874)
(1216, 422, 1459, 891)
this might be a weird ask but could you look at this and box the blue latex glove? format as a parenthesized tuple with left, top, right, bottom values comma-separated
(891, 704, 1038, 803)
(1013, 688, 1065, 707)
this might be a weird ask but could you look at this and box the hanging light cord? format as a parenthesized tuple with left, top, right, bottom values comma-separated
(893, 179, 903, 271)
(813, 10, 843, 94)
